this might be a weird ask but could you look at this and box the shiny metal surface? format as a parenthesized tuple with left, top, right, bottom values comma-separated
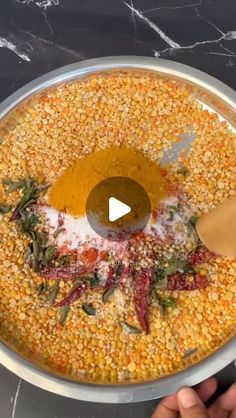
(0, 56, 236, 403)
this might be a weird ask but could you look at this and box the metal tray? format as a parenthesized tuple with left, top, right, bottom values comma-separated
(0, 56, 236, 403)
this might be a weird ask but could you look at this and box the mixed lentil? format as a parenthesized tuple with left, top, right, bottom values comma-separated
(0, 71, 236, 384)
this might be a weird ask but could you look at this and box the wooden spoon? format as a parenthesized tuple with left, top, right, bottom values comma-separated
(196, 195, 236, 259)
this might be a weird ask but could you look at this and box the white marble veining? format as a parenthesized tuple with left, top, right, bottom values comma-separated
(124, 1, 180, 48)
(0, 0, 235, 72)
(124, 0, 236, 59)
(16, 0, 60, 9)
(0, 37, 31, 61)
(143, 1, 203, 13)
(16, 0, 61, 35)
(11, 379, 22, 418)
(19, 28, 85, 58)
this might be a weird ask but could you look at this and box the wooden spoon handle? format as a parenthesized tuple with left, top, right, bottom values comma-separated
(196, 196, 236, 259)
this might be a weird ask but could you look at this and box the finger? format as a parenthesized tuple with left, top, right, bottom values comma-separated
(152, 394, 179, 418)
(230, 410, 236, 418)
(195, 377, 218, 402)
(152, 378, 217, 418)
(209, 383, 236, 418)
(230, 409, 236, 418)
(177, 387, 210, 418)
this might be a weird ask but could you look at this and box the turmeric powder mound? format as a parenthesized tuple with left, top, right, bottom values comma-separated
(48, 147, 166, 217)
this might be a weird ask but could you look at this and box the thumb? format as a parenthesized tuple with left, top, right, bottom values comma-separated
(177, 387, 210, 418)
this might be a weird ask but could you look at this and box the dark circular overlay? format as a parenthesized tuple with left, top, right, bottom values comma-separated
(86, 176, 151, 241)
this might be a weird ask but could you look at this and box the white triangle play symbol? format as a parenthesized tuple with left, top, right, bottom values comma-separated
(109, 197, 131, 222)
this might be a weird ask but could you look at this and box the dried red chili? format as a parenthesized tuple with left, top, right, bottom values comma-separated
(133, 268, 153, 333)
(105, 263, 125, 288)
(119, 265, 134, 288)
(54, 283, 87, 307)
(188, 246, 215, 267)
(105, 266, 115, 288)
(167, 272, 208, 291)
(40, 263, 92, 279)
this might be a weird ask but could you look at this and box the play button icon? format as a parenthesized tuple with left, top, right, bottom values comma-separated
(86, 176, 151, 241)
(109, 197, 131, 222)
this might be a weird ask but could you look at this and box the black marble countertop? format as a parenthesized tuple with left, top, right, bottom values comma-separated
(0, 0, 236, 417)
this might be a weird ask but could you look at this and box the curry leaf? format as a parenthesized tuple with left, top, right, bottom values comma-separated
(165, 257, 189, 275)
(2, 178, 26, 194)
(177, 166, 189, 176)
(169, 205, 179, 213)
(8, 178, 49, 220)
(59, 305, 69, 326)
(24, 245, 32, 263)
(17, 213, 39, 234)
(119, 321, 142, 334)
(154, 277, 168, 289)
(42, 245, 56, 266)
(82, 303, 96, 316)
(37, 231, 48, 246)
(183, 348, 198, 358)
(53, 227, 64, 239)
(154, 266, 167, 282)
(89, 273, 102, 289)
(157, 295, 176, 317)
(32, 240, 40, 273)
(158, 296, 176, 308)
(188, 215, 199, 228)
(102, 286, 116, 303)
(58, 254, 70, 266)
(114, 261, 124, 279)
(0, 204, 11, 214)
(48, 281, 60, 306)
(37, 281, 48, 295)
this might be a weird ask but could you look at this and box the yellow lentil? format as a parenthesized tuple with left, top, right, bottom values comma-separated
(0, 71, 235, 384)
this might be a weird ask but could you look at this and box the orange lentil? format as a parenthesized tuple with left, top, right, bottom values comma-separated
(0, 71, 235, 385)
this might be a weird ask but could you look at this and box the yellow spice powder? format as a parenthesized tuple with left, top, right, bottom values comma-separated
(48, 147, 166, 217)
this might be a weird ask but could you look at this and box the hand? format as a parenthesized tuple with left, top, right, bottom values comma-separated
(152, 378, 236, 418)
